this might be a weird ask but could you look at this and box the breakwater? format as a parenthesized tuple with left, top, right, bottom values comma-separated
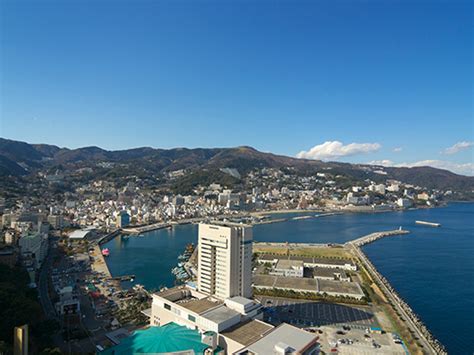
(347, 229, 410, 247)
(351, 244, 447, 354)
(98, 229, 122, 245)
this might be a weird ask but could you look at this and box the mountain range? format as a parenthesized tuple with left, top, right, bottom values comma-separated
(1, 137, 473, 192)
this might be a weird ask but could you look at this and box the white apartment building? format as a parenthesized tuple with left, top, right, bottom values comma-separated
(18, 232, 48, 268)
(198, 223, 253, 299)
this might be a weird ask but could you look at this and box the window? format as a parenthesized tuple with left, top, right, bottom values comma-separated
(188, 314, 196, 322)
(164, 303, 171, 310)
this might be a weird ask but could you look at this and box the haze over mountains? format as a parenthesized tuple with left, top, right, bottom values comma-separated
(0, 137, 473, 192)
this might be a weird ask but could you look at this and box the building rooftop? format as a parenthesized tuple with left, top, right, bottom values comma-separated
(253, 274, 318, 292)
(257, 254, 355, 267)
(69, 229, 91, 239)
(311, 267, 338, 278)
(275, 259, 304, 270)
(180, 298, 222, 314)
(317, 279, 364, 296)
(201, 304, 240, 323)
(237, 323, 318, 355)
(226, 296, 255, 307)
(101, 323, 210, 355)
(221, 319, 273, 346)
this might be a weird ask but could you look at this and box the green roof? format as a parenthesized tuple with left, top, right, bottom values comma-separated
(100, 323, 210, 355)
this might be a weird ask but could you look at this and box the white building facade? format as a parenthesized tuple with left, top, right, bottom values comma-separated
(198, 223, 253, 299)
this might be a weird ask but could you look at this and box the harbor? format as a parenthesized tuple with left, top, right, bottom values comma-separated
(101, 203, 472, 354)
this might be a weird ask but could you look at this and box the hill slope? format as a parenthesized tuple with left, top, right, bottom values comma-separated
(0, 137, 472, 191)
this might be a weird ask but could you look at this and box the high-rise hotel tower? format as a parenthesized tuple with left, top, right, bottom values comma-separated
(197, 223, 253, 299)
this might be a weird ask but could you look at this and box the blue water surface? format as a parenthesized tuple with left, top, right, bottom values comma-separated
(104, 203, 474, 354)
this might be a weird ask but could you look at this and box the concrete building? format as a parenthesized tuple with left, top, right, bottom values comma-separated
(235, 323, 319, 355)
(270, 259, 304, 278)
(149, 286, 318, 354)
(198, 223, 253, 299)
(397, 198, 412, 208)
(417, 192, 430, 201)
(18, 233, 48, 268)
(116, 210, 130, 228)
(56, 286, 81, 315)
(68, 228, 95, 240)
(47, 215, 64, 229)
(257, 255, 357, 271)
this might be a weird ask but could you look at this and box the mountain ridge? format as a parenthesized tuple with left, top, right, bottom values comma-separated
(0, 137, 472, 192)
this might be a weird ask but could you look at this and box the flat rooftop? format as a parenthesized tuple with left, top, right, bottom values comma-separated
(275, 259, 304, 269)
(241, 323, 317, 354)
(201, 304, 240, 323)
(257, 254, 355, 267)
(317, 279, 364, 295)
(221, 319, 273, 346)
(312, 267, 338, 278)
(253, 275, 318, 292)
(180, 298, 222, 314)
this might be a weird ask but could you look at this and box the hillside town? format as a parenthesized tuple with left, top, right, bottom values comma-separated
(0, 164, 452, 353)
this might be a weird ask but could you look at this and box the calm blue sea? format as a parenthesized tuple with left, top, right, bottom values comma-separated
(104, 203, 474, 354)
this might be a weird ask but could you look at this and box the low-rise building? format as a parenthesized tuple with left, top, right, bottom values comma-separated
(149, 285, 319, 354)
(270, 259, 304, 278)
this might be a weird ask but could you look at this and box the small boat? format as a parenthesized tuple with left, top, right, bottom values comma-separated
(102, 248, 110, 257)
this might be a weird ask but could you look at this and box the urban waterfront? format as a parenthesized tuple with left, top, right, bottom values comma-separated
(104, 203, 474, 354)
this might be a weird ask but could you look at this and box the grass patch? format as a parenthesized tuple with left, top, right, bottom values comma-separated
(253, 245, 353, 259)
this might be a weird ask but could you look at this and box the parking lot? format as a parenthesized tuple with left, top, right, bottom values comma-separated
(257, 296, 379, 328)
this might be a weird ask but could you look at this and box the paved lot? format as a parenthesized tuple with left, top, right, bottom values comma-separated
(317, 325, 406, 354)
(257, 296, 378, 328)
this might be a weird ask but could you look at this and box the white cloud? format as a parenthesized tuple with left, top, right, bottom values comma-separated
(297, 141, 381, 160)
(443, 141, 474, 155)
(393, 147, 403, 152)
(367, 159, 474, 176)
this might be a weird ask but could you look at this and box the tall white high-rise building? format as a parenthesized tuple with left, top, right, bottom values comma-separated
(197, 222, 253, 299)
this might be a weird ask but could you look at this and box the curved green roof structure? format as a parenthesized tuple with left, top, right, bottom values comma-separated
(101, 323, 210, 355)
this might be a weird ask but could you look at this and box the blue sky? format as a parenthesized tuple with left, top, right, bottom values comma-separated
(1, 0, 473, 174)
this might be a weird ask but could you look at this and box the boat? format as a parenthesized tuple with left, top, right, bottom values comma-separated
(415, 220, 441, 227)
(102, 248, 110, 257)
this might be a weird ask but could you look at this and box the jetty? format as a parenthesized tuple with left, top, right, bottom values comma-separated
(122, 222, 172, 234)
(347, 229, 410, 247)
(110, 274, 135, 282)
(98, 229, 122, 245)
(415, 220, 441, 227)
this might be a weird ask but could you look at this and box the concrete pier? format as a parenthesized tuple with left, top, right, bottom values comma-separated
(347, 229, 410, 247)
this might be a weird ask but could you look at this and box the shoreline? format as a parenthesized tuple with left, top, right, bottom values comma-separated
(352, 244, 447, 354)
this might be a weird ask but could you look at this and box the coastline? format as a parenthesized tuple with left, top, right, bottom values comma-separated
(99, 204, 459, 353)
(352, 244, 447, 354)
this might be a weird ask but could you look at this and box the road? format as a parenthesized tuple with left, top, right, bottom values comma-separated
(349, 242, 438, 354)
(38, 240, 57, 319)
